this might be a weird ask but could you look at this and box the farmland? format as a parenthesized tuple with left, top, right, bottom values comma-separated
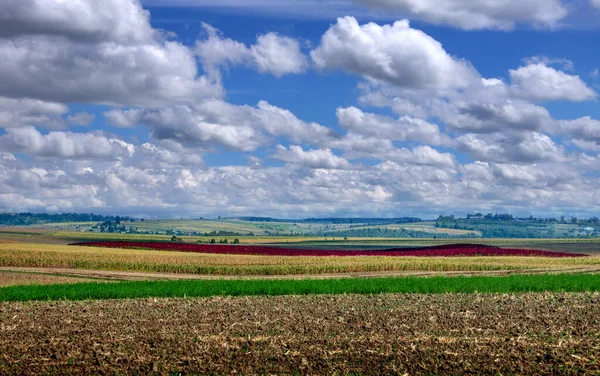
(1, 293, 599, 374)
(1, 242, 600, 278)
(1, 225, 600, 374)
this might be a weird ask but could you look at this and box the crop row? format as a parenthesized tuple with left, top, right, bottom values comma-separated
(75, 241, 588, 257)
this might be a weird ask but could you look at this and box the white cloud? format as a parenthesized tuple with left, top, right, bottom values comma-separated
(273, 145, 352, 169)
(310, 17, 478, 90)
(252, 33, 308, 77)
(591, 0, 600, 9)
(196, 24, 307, 79)
(0, 0, 154, 43)
(67, 112, 95, 126)
(142, 0, 568, 30)
(388, 146, 456, 168)
(353, 0, 567, 30)
(336, 106, 450, 145)
(456, 132, 564, 163)
(105, 100, 336, 152)
(135, 143, 204, 168)
(0, 97, 68, 129)
(0, 0, 221, 107)
(438, 99, 553, 133)
(523, 56, 574, 71)
(0, 127, 135, 160)
(104, 109, 142, 128)
(134, 104, 265, 152)
(2, 152, 600, 217)
(509, 64, 596, 102)
(559, 117, 600, 148)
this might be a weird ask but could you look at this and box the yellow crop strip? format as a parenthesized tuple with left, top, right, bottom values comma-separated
(0, 243, 598, 276)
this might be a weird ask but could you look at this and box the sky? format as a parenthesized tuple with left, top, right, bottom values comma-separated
(0, 0, 600, 219)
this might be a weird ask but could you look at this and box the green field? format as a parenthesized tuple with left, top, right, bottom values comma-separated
(2, 273, 599, 302)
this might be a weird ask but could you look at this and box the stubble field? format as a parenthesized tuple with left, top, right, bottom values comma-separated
(1, 293, 599, 374)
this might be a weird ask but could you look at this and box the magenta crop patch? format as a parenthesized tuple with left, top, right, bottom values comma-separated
(73, 242, 588, 258)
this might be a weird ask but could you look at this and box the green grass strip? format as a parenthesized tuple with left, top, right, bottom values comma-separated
(1, 273, 599, 302)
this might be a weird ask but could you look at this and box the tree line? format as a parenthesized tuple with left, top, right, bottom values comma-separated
(0, 213, 130, 226)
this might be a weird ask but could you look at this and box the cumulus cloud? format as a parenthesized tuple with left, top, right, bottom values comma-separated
(355, 0, 566, 30)
(0, 127, 134, 160)
(336, 106, 451, 145)
(104, 109, 142, 129)
(0, 97, 68, 129)
(105, 100, 336, 151)
(143, 0, 568, 30)
(387, 146, 456, 168)
(273, 145, 352, 169)
(509, 64, 596, 102)
(67, 112, 95, 127)
(196, 23, 308, 79)
(134, 143, 204, 169)
(129, 104, 265, 152)
(559, 117, 600, 149)
(438, 99, 553, 133)
(311, 17, 478, 90)
(0, 0, 154, 43)
(0, 0, 221, 107)
(456, 132, 564, 163)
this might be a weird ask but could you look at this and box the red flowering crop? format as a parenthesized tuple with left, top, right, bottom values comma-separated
(73, 241, 588, 258)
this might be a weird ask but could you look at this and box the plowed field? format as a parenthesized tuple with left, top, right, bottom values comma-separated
(1, 293, 598, 374)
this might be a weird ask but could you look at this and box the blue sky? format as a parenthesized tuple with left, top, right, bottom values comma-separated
(0, 0, 599, 218)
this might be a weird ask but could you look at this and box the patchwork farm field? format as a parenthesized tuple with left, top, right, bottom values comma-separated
(1, 293, 599, 374)
(1, 242, 600, 279)
(1, 233, 600, 374)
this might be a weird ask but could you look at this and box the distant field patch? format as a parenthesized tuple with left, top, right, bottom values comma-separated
(0, 271, 99, 287)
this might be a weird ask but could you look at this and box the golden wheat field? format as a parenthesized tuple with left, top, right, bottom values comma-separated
(1, 242, 599, 276)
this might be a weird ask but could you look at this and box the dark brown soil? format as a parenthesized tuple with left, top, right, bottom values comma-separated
(1, 293, 599, 375)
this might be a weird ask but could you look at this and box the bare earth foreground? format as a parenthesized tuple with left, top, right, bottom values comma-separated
(1, 293, 599, 375)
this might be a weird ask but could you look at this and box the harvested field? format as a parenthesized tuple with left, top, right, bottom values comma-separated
(1, 243, 599, 276)
(75, 241, 588, 257)
(0, 293, 599, 374)
(0, 271, 98, 287)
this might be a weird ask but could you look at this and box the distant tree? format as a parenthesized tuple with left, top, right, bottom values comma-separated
(171, 235, 178, 242)
(233, 238, 240, 244)
(210, 239, 216, 244)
